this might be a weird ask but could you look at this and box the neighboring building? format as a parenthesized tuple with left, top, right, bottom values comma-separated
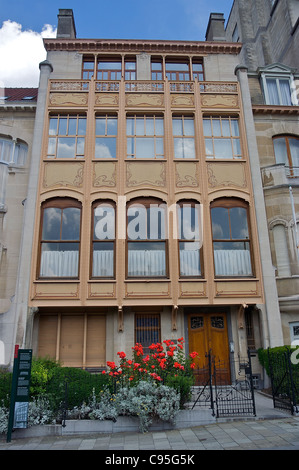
(0, 88, 37, 365)
(1, 9, 286, 388)
(226, 0, 299, 346)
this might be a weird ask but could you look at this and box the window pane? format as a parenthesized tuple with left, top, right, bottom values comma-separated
(57, 137, 76, 158)
(203, 119, 212, 136)
(92, 242, 114, 277)
(126, 118, 135, 135)
(221, 119, 230, 136)
(155, 119, 164, 136)
(58, 118, 68, 136)
(128, 241, 166, 276)
(107, 118, 118, 135)
(184, 119, 194, 136)
(214, 139, 233, 158)
(213, 241, 252, 276)
(94, 205, 115, 239)
(136, 119, 144, 135)
(136, 138, 155, 158)
(205, 138, 213, 157)
(178, 205, 200, 240)
(173, 119, 183, 135)
(42, 207, 61, 240)
(76, 138, 85, 156)
(146, 118, 154, 136)
(40, 242, 79, 277)
(290, 138, 299, 167)
(78, 118, 86, 135)
(213, 119, 221, 136)
(273, 138, 287, 164)
(179, 242, 201, 276)
(96, 118, 106, 135)
(61, 207, 81, 240)
(230, 207, 249, 239)
(68, 118, 77, 136)
(95, 138, 116, 158)
(211, 207, 230, 239)
(49, 118, 58, 135)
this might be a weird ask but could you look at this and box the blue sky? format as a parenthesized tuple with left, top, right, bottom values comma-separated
(0, 0, 233, 87)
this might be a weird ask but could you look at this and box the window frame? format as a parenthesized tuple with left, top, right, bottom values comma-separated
(97, 58, 122, 81)
(91, 200, 116, 279)
(95, 114, 118, 159)
(210, 198, 254, 278)
(172, 115, 196, 159)
(260, 67, 298, 106)
(177, 201, 203, 278)
(38, 198, 82, 279)
(126, 198, 168, 278)
(47, 114, 87, 159)
(0, 136, 28, 167)
(165, 60, 190, 81)
(273, 135, 299, 177)
(135, 313, 161, 355)
(203, 115, 242, 160)
(126, 114, 164, 159)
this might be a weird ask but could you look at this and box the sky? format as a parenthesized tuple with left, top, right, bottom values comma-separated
(0, 0, 233, 88)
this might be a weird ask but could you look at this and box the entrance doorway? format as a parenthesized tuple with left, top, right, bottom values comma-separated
(188, 313, 231, 383)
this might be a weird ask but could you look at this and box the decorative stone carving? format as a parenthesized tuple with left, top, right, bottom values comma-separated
(95, 94, 119, 106)
(201, 94, 238, 108)
(43, 162, 84, 188)
(171, 94, 195, 107)
(175, 162, 200, 187)
(207, 162, 247, 188)
(49, 92, 88, 106)
(93, 162, 117, 187)
(126, 161, 166, 187)
(126, 94, 164, 107)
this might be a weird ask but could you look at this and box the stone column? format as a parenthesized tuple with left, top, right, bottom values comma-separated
(5, 60, 53, 367)
(235, 64, 283, 347)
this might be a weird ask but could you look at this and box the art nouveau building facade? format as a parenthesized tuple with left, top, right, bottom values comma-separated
(2, 10, 285, 383)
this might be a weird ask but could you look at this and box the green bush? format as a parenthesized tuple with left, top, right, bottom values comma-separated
(30, 357, 62, 397)
(0, 369, 12, 407)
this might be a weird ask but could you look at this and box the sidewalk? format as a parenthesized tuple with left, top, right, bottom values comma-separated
(1, 392, 299, 451)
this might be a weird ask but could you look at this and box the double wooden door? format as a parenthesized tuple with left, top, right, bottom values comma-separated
(188, 313, 230, 383)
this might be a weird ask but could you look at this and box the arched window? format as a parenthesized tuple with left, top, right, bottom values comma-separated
(127, 198, 167, 277)
(39, 199, 81, 278)
(91, 201, 115, 278)
(211, 198, 253, 276)
(177, 201, 202, 277)
(272, 223, 291, 277)
(273, 135, 299, 177)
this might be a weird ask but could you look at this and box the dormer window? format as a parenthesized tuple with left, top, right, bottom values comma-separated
(259, 64, 298, 106)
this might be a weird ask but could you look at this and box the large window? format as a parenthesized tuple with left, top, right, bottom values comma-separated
(165, 61, 190, 81)
(211, 199, 252, 277)
(97, 59, 122, 80)
(177, 202, 202, 277)
(273, 135, 299, 177)
(0, 137, 28, 166)
(39, 199, 81, 278)
(203, 116, 241, 159)
(47, 115, 86, 159)
(260, 65, 298, 106)
(173, 116, 196, 159)
(126, 115, 164, 159)
(127, 199, 167, 277)
(135, 314, 161, 355)
(95, 115, 118, 158)
(92, 202, 115, 278)
(151, 60, 163, 80)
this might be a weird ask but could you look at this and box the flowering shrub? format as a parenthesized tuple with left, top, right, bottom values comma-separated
(103, 337, 198, 386)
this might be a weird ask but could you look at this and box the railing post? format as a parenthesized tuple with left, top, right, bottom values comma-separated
(247, 349, 256, 416)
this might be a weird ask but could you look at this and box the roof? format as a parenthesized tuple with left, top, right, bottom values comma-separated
(1, 88, 38, 102)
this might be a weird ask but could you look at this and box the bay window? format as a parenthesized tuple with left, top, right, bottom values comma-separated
(39, 199, 81, 278)
(127, 199, 167, 277)
(92, 202, 115, 278)
(211, 199, 253, 276)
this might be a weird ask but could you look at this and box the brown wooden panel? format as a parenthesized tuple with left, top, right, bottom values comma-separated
(38, 315, 58, 359)
(59, 315, 84, 367)
(85, 315, 106, 367)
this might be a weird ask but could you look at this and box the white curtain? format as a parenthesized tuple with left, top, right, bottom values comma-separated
(40, 250, 79, 277)
(180, 249, 200, 276)
(92, 250, 114, 277)
(214, 249, 252, 276)
(128, 250, 166, 276)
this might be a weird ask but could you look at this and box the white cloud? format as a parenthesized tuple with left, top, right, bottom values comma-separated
(0, 20, 56, 87)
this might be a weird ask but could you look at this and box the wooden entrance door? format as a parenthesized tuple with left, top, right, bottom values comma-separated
(188, 313, 230, 383)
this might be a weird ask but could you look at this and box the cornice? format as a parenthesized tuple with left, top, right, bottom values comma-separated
(43, 38, 242, 55)
(252, 104, 299, 115)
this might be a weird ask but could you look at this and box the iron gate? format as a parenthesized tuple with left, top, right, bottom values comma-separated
(190, 350, 256, 418)
(267, 347, 299, 415)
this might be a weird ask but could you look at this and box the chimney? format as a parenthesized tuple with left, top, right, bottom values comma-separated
(205, 13, 226, 42)
(57, 9, 76, 38)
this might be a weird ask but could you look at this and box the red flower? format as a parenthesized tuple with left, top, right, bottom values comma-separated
(117, 351, 126, 359)
(107, 361, 116, 369)
(189, 351, 199, 359)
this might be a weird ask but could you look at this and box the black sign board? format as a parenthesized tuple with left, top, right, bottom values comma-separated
(7, 347, 32, 442)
